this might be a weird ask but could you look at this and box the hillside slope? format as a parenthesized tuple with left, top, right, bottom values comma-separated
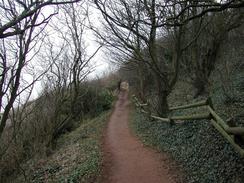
(5, 112, 110, 183)
(131, 65, 244, 183)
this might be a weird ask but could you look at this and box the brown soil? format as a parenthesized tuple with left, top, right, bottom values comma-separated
(100, 91, 177, 183)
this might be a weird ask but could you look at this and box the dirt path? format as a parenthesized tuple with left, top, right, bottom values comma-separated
(101, 91, 177, 183)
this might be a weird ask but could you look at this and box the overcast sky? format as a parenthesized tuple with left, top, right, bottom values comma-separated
(30, 3, 111, 99)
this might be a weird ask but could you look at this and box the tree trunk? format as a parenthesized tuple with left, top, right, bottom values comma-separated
(138, 67, 146, 103)
(155, 76, 169, 117)
(193, 38, 221, 98)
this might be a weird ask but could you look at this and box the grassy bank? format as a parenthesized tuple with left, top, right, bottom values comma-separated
(8, 111, 110, 183)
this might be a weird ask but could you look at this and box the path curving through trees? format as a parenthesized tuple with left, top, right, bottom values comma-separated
(101, 91, 177, 183)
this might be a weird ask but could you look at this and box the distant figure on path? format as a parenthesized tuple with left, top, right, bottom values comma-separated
(120, 81, 129, 91)
(118, 79, 122, 92)
(118, 81, 129, 106)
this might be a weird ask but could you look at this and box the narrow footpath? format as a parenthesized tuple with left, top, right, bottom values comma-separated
(101, 91, 177, 183)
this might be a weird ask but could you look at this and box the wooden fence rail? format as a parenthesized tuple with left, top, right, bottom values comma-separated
(169, 98, 210, 110)
(132, 95, 244, 158)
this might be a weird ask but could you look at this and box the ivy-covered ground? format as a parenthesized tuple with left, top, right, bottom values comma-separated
(131, 70, 244, 183)
(9, 111, 110, 183)
(130, 57, 244, 182)
(131, 111, 244, 183)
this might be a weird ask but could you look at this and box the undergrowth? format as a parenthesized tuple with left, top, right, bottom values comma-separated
(7, 111, 110, 183)
(131, 110, 244, 183)
(130, 60, 244, 183)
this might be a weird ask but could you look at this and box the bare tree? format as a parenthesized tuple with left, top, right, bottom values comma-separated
(0, 9, 49, 138)
(155, 0, 244, 27)
(0, 0, 81, 38)
(0, 0, 84, 138)
(181, 7, 244, 96)
(52, 2, 102, 117)
(93, 0, 186, 116)
(31, 2, 103, 140)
